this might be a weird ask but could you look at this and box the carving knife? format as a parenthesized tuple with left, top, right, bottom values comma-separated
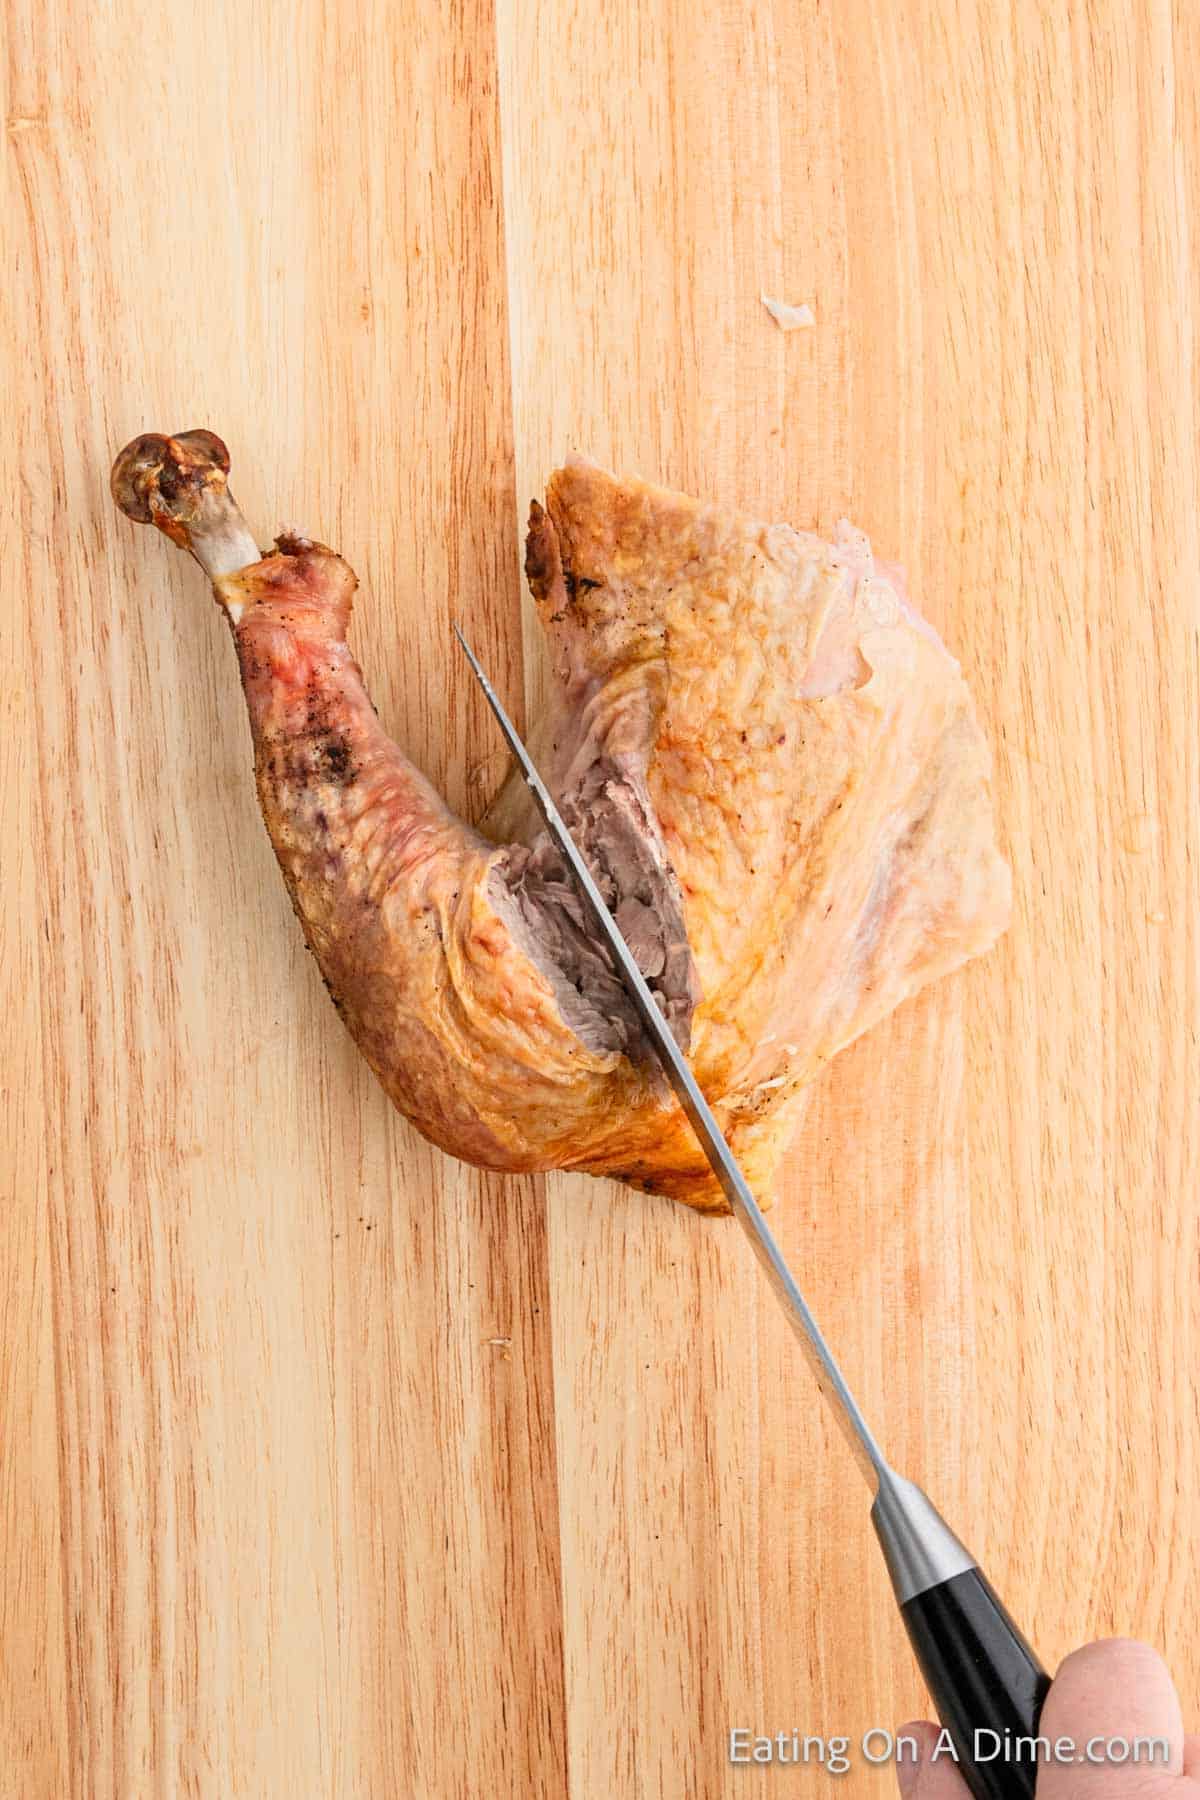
(456, 626, 1050, 1800)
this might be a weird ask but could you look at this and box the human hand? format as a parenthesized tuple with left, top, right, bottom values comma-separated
(896, 1640, 1200, 1796)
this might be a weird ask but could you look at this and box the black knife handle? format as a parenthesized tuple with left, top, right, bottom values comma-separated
(900, 1567, 1052, 1799)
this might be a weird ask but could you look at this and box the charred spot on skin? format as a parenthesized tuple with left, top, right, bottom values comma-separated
(524, 501, 554, 594)
(276, 529, 315, 557)
(278, 702, 357, 788)
(319, 968, 349, 1021)
(296, 684, 357, 785)
(563, 567, 602, 605)
(321, 736, 355, 784)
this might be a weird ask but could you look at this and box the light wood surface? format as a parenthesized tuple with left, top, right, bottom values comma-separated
(4, 0, 1198, 1793)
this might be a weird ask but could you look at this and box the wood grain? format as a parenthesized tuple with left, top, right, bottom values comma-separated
(4, 0, 1198, 1794)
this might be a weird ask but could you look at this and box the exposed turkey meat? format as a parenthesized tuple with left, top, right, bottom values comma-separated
(110, 431, 1011, 1212)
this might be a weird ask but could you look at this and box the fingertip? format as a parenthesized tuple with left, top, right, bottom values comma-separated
(894, 1722, 931, 1798)
(1054, 1635, 1170, 1682)
(1050, 1634, 1177, 1712)
(1042, 1637, 1184, 1777)
(1183, 1732, 1200, 1778)
(895, 1721, 967, 1798)
(898, 1720, 938, 1742)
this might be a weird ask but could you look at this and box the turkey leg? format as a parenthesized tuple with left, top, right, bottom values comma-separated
(109, 432, 1010, 1212)
(108, 431, 710, 1201)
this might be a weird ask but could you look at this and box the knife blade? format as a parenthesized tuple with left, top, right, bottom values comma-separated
(455, 622, 1050, 1800)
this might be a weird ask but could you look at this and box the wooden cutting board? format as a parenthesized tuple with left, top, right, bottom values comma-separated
(5, 0, 1198, 1792)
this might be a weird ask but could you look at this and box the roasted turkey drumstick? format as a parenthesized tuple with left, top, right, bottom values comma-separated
(111, 431, 1010, 1212)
